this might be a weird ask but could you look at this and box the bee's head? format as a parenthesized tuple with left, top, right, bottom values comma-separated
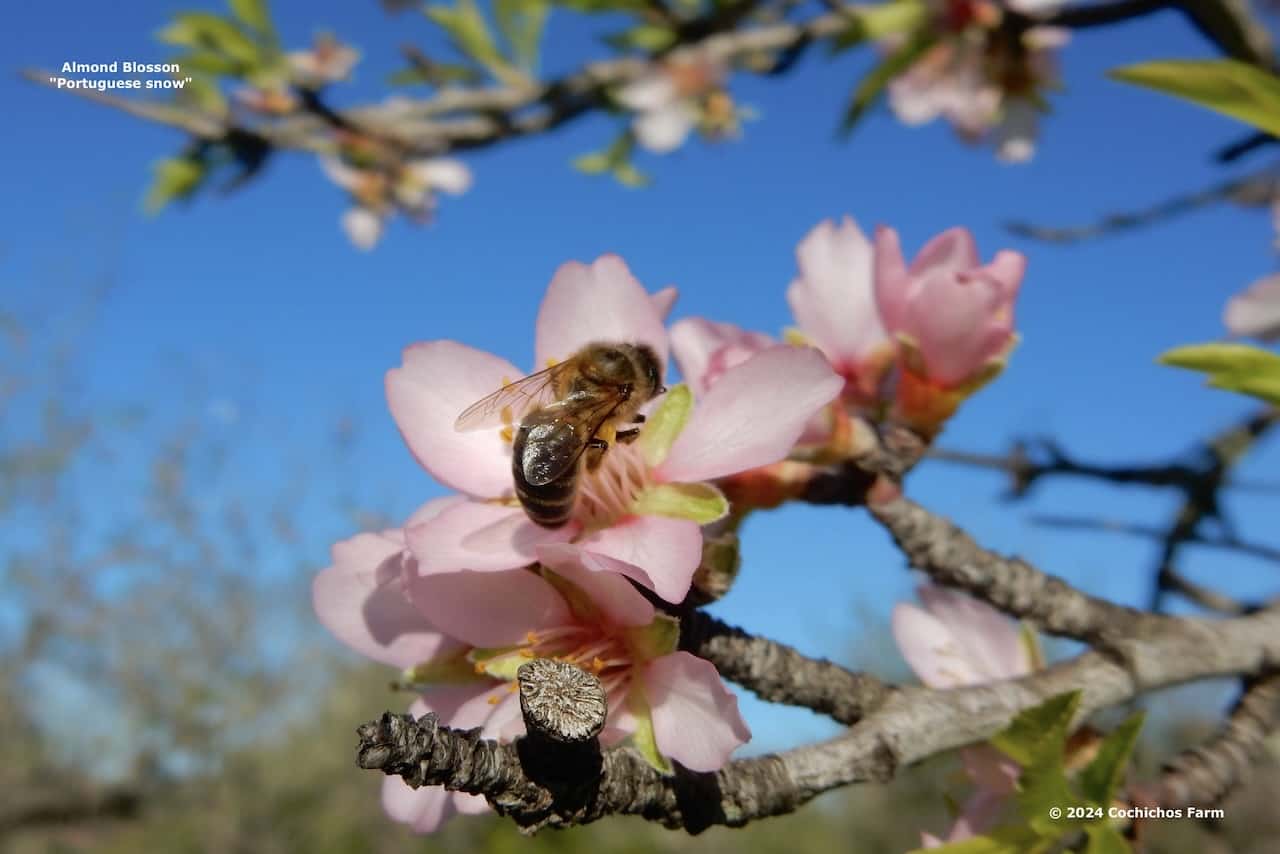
(632, 343, 664, 399)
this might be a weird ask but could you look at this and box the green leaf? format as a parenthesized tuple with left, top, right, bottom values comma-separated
(1019, 622, 1045, 672)
(159, 12, 262, 66)
(831, 0, 929, 52)
(144, 156, 207, 214)
(550, 0, 647, 11)
(495, 0, 549, 72)
(909, 825, 1047, 854)
(229, 0, 275, 40)
(625, 688, 674, 774)
(572, 152, 612, 174)
(1084, 823, 1132, 854)
(991, 691, 1081, 767)
(1109, 59, 1280, 137)
(388, 62, 483, 87)
(639, 384, 692, 467)
(175, 74, 229, 115)
(626, 614, 680, 660)
(1080, 712, 1145, 806)
(174, 50, 246, 76)
(839, 29, 935, 135)
(612, 160, 651, 188)
(632, 482, 728, 523)
(604, 24, 678, 53)
(1158, 342, 1280, 405)
(425, 0, 522, 84)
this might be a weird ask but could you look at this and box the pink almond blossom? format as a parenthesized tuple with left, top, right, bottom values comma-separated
(387, 255, 843, 603)
(786, 217, 895, 403)
(1224, 272, 1280, 342)
(617, 50, 736, 153)
(311, 497, 513, 833)
(873, 225, 1025, 388)
(669, 317, 775, 398)
(320, 154, 471, 250)
(288, 34, 360, 87)
(893, 584, 1039, 847)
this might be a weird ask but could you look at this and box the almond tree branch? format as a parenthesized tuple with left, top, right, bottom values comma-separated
(23, 0, 1271, 161)
(1140, 672, 1280, 809)
(679, 610, 894, 725)
(867, 495, 1162, 645)
(357, 604, 1280, 833)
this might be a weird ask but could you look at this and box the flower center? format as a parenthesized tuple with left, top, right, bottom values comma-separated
(574, 439, 652, 529)
(480, 623, 636, 701)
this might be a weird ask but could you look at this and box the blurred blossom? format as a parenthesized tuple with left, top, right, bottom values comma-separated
(232, 84, 298, 115)
(617, 51, 740, 153)
(319, 153, 471, 249)
(288, 34, 360, 87)
(893, 584, 1038, 847)
(1224, 273, 1280, 342)
(888, 0, 1068, 162)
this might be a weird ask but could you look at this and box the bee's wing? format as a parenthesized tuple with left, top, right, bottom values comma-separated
(519, 394, 627, 486)
(454, 363, 569, 432)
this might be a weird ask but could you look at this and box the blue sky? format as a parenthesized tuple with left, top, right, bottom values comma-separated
(6, 2, 1280, 752)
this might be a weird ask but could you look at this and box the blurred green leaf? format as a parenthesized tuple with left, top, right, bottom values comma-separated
(229, 0, 276, 40)
(174, 50, 246, 76)
(550, 0, 648, 11)
(1110, 59, 1280, 137)
(175, 73, 229, 115)
(1079, 713, 1145, 806)
(910, 826, 1047, 853)
(604, 24, 678, 53)
(831, 0, 929, 52)
(572, 152, 612, 173)
(159, 12, 262, 66)
(991, 691, 1080, 768)
(1084, 824, 1132, 854)
(145, 156, 207, 214)
(1159, 342, 1280, 405)
(425, 0, 522, 84)
(495, 0, 550, 72)
(839, 29, 934, 135)
(612, 160, 651, 187)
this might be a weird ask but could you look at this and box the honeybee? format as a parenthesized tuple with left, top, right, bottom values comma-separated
(454, 343, 665, 528)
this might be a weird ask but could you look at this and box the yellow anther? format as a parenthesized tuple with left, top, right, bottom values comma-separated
(520, 648, 535, 658)
(487, 694, 500, 705)
(474, 661, 487, 674)
(500, 405, 513, 427)
(591, 656, 606, 674)
(500, 426, 514, 444)
(546, 357, 559, 369)
(525, 630, 540, 644)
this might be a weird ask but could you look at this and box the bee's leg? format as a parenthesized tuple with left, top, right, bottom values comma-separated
(615, 428, 641, 445)
(585, 437, 608, 470)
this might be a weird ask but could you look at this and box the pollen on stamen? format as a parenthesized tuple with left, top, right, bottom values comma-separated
(500, 425, 514, 443)
(591, 656, 606, 674)
(487, 694, 500, 705)
(520, 648, 536, 658)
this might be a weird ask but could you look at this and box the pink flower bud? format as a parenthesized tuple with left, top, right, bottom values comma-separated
(873, 225, 1026, 388)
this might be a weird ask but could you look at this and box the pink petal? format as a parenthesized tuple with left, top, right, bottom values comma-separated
(651, 286, 679, 320)
(910, 227, 981, 276)
(787, 217, 887, 366)
(386, 341, 522, 497)
(536, 543, 658, 626)
(406, 500, 575, 574)
(917, 585, 1030, 680)
(644, 652, 751, 772)
(981, 250, 1028, 301)
(313, 527, 455, 669)
(872, 226, 913, 333)
(382, 776, 457, 833)
(407, 568, 570, 648)
(575, 515, 703, 603)
(670, 318, 774, 395)
(905, 271, 1011, 385)
(534, 256, 670, 372)
(890, 602, 985, 689)
(480, 689, 527, 741)
(658, 346, 843, 483)
(960, 745, 1020, 795)
(1224, 272, 1280, 342)
(415, 684, 503, 728)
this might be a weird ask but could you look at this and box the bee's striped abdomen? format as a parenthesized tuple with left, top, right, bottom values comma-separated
(512, 425, 578, 528)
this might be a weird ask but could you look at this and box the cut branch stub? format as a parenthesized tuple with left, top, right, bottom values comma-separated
(517, 658, 608, 744)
